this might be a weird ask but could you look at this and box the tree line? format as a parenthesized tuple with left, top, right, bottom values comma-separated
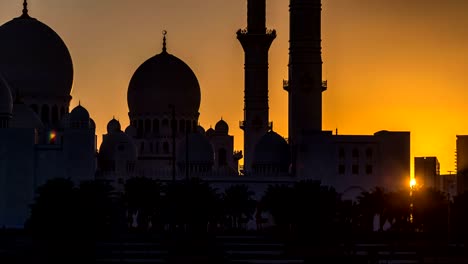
(26, 177, 468, 242)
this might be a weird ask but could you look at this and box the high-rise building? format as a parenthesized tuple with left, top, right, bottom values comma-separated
(414, 157, 440, 189)
(456, 135, 468, 194)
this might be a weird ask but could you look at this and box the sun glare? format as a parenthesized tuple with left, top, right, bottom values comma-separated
(410, 178, 417, 188)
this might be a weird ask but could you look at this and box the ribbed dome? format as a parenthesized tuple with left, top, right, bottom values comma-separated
(127, 50, 201, 116)
(0, 15, 73, 99)
(10, 102, 44, 129)
(69, 104, 90, 129)
(0, 74, 13, 116)
(177, 132, 214, 165)
(253, 131, 290, 171)
(99, 131, 137, 163)
(197, 125, 206, 135)
(107, 118, 121, 134)
(69, 104, 89, 121)
(215, 119, 229, 134)
(206, 127, 215, 137)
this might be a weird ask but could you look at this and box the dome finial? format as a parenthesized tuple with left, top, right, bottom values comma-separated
(162, 30, 167, 53)
(20, 0, 30, 18)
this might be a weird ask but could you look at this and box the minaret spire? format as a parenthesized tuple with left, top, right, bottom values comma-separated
(20, 0, 30, 18)
(162, 30, 167, 53)
(237, 0, 276, 174)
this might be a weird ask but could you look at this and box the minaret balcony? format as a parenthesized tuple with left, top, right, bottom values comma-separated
(283, 80, 289, 91)
(239, 121, 245, 130)
(322, 80, 328, 91)
(240, 120, 273, 130)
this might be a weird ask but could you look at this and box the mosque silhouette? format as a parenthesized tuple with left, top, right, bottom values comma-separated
(0, 0, 409, 228)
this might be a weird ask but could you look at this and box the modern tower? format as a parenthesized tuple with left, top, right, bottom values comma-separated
(237, 0, 276, 173)
(286, 0, 326, 175)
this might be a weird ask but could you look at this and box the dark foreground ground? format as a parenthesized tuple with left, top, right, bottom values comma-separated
(1, 230, 468, 264)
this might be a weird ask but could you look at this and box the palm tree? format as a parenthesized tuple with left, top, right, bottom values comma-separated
(222, 184, 256, 230)
(261, 184, 295, 230)
(162, 178, 221, 232)
(412, 187, 448, 235)
(123, 177, 162, 230)
(357, 187, 387, 232)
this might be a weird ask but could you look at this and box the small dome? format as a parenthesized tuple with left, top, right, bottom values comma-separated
(69, 104, 90, 129)
(69, 104, 89, 121)
(252, 131, 290, 172)
(215, 119, 229, 134)
(125, 125, 137, 137)
(177, 132, 214, 165)
(99, 131, 137, 162)
(197, 125, 206, 135)
(206, 127, 215, 137)
(0, 15, 73, 100)
(10, 102, 44, 129)
(0, 73, 13, 116)
(127, 49, 201, 116)
(107, 118, 121, 134)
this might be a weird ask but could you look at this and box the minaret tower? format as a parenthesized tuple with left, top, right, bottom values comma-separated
(286, 0, 326, 174)
(237, 0, 276, 173)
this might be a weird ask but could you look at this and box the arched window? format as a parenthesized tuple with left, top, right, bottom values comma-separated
(145, 119, 151, 134)
(366, 148, 373, 158)
(155, 142, 160, 153)
(179, 119, 185, 133)
(41, 105, 50, 124)
(218, 148, 227, 166)
(192, 121, 197, 132)
(186, 120, 192, 133)
(338, 147, 345, 158)
(153, 119, 159, 134)
(163, 142, 169, 154)
(140, 141, 144, 154)
(137, 120, 143, 137)
(60, 106, 65, 120)
(352, 148, 359, 158)
(51, 105, 59, 124)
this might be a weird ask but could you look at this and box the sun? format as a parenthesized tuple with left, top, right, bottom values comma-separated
(410, 178, 417, 188)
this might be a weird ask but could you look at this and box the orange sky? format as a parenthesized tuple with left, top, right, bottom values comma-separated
(1, 0, 468, 174)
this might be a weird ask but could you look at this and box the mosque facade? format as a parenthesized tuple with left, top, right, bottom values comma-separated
(0, 0, 409, 228)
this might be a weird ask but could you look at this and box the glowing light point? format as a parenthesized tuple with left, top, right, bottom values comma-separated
(410, 178, 417, 188)
(49, 130, 57, 144)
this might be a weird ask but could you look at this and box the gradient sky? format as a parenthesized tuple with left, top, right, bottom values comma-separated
(1, 0, 468, 175)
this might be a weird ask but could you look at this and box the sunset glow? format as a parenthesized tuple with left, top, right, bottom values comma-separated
(1, 0, 467, 172)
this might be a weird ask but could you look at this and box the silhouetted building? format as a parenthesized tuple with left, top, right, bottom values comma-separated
(440, 173, 457, 198)
(281, 0, 410, 190)
(456, 135, 468, 194)
(0, 5, 96, 228)
(414, 157, 440, 189)
(237, 0, 276, 173)
(0, 0, 413, 228)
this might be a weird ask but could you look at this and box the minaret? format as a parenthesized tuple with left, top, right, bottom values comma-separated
(237, 0, 276, 173)
(286, 0, 326, 175)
